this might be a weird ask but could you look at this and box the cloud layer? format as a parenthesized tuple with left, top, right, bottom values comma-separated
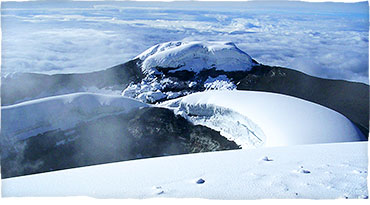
(1, 1, 368, 83)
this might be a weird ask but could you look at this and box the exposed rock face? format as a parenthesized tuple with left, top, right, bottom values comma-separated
(1, 107, 240, 178)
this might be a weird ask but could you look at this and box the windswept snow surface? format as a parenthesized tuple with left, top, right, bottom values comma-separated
(2, 142, 368, 199)
(161, 90, 364, 147)
(1, 92, 148, 142)
(136, 41, 255, 74)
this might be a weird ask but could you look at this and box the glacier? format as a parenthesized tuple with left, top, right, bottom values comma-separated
(161, 90, 365, 148)
(136, 41, 255, 74)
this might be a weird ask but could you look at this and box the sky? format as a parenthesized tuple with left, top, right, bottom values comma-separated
(1, 1, 369, 84)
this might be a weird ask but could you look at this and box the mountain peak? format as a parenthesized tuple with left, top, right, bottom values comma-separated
(135, 41, 255, 74)
(123, 41, 257, 104)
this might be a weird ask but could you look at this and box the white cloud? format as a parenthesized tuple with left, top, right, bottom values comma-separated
(1, 1, 368, 83)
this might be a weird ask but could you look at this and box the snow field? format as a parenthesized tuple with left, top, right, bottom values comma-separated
(2, 142, 367, 199)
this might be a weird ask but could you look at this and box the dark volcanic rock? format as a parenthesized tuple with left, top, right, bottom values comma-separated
(1, 107, 240, 179)
(1, 59, 143, 105)
(196, 178, 205, 184)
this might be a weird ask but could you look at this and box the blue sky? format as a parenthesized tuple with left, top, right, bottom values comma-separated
(1, 1, 369, 83)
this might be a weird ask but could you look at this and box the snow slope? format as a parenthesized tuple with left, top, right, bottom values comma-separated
(2, 141, 367, 199)
(135, 41, 255, 74)
(1, 92, 148, 142)
(160, 90, 365, 147)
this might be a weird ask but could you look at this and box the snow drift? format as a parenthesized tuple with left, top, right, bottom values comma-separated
(161, 90, 365, 147)
(1, 92, 148, 143)
(2, 141, 367, 199)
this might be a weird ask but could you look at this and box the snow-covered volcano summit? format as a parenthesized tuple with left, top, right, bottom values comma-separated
(123, 41, 257, 103)
(135, 41, 255, 74)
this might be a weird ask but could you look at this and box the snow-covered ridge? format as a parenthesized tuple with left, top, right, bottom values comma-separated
(135, 41, 255, 74)
(161, 90, 365, 147)
(3, 141, 368, 199)
(1, 92, 148, 143)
